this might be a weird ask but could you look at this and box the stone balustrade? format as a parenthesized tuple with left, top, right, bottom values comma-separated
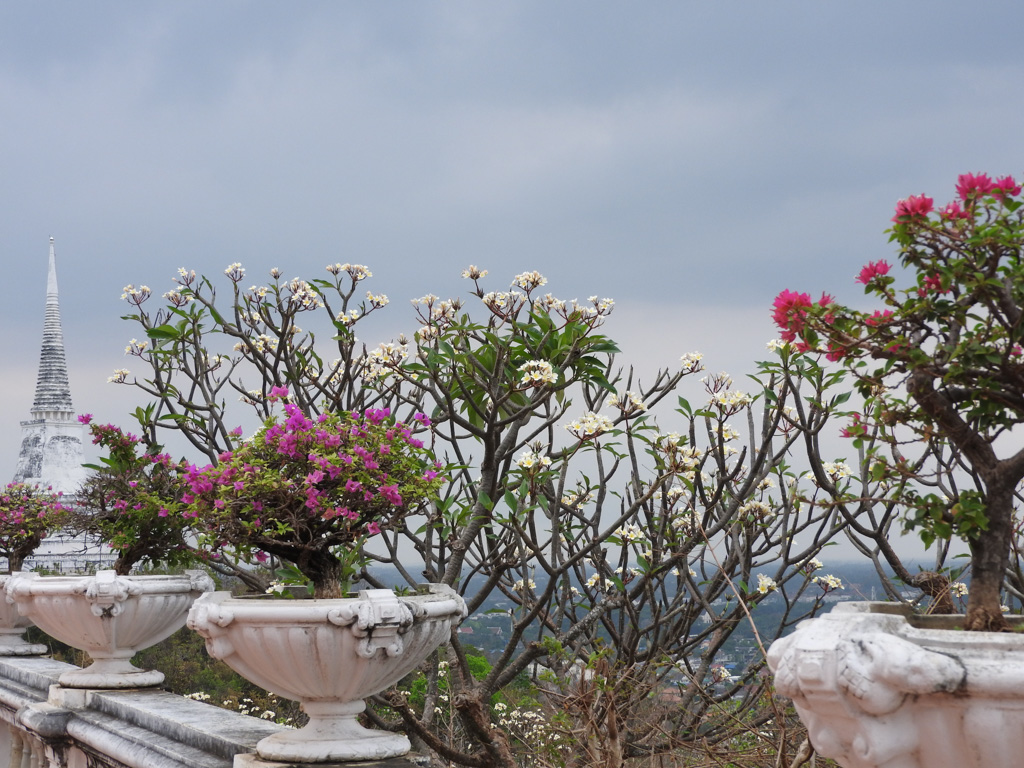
(0, 656, 424, 768)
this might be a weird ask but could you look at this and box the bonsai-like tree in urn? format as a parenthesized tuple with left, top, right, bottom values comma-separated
(181, 388, 444, 599)
(0, 483, 70, 573)
(774, 172, 1024, 630)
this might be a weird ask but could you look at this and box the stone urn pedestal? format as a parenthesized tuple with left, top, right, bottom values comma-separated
(187, 584, 467, 764)
(0, 574, 47, 656)
(767, 601, 1024, 768)
(7, 570, 214, 688)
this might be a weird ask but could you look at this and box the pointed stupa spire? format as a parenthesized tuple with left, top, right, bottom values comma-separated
(30, 237, 75, 415)
(13, 238, 86, 496)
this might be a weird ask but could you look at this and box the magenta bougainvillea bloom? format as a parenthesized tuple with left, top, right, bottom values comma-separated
(955, 172, 996, 201)
(994, 175, 1022, 198)
(855, 260, 891, 285)
(892, 194, 933, 222)
(182, 388, 445, 597)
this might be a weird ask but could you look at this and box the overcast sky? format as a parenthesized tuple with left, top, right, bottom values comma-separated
(4, 1, 1024, 498)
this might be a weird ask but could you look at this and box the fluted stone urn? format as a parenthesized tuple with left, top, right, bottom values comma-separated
(0, 574, 46, 656)
(7, 569, 214, 688)
(187, 584, 467, 763)
(768, 601, 1024, 768)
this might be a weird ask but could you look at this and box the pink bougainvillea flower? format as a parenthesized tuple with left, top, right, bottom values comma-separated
(856, 260, 891, 285)
(77, 414, 93, 424)
(940, 201, 970, 221)
(268, 385, 290, 400)
(840, 413, 864, 439)
(771, 290, 813, 341)
(366, 521, 381, 536)
(892, 194, 933, 222)
(956, 172, 996, 201)
(917, 274, 949, 297)
(865, 309, 894, 326)
(994, 175, 1022, 199)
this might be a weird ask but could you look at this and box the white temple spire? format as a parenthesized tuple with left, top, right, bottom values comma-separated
(13, 238, 87, 495)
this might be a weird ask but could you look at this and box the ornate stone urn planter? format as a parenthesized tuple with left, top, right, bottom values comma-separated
(767, 601, 1024, 768)
(7, 569, 214, 688)
(187, 584, 467, 763)
(0, 574, 46, 656)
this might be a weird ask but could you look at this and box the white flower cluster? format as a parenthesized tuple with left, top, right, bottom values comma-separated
(708, 389, 753, 410)
(336, 309, 360, 326)
(327, 263, 372, 282)
(561, 489, 594, 507)
(518, 360, 559, 387)
(671, 509, 699, 535)
(163, 289, 192, 306)
(585, 573, 614, 591)
(813, 574, 844, 592)
(108, 368, 130, 384)
(614, 523, 646, 543)
(738, 500, 773, 520)
(680, 351, 705, 372)
(823, 461, 852, 480)
(512, 578, 537, 592)
(121, 284, 151, 304)
(515, 451, 551, 471)
(124, 338, 148, 356)
(285, 278, 321, 310)
(234, 334, 280, 355)
(949, 582, 969, 598)
(766, 339, 789, 352)
(532, 293, 566, 312)
(607, 391, 647, 414)
(756, 574, 778, 595)
(362, 341, 409, 380)
(806, 558, 824, 572)
(461, 265, 488, 280)
(657, 433, 704, 472)
(564, 411, 614, 440)
(512, 270, 547, 291)
(224, 262, 245, 281)
(482, 290, 526, 316)
(365, 290, 389, 309)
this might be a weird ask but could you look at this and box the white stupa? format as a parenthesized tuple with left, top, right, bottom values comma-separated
(12, 239, 113, 572)
(13, 238, 88, 496)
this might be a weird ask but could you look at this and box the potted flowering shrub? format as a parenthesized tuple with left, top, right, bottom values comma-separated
(75, 414, 199, 574)
(182, 388, 443, 598)
(6, 416, 213, 688)
(0, 483, 69, 654)
(768, 173, 1024, 768)
(186, 388, 466, 762)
